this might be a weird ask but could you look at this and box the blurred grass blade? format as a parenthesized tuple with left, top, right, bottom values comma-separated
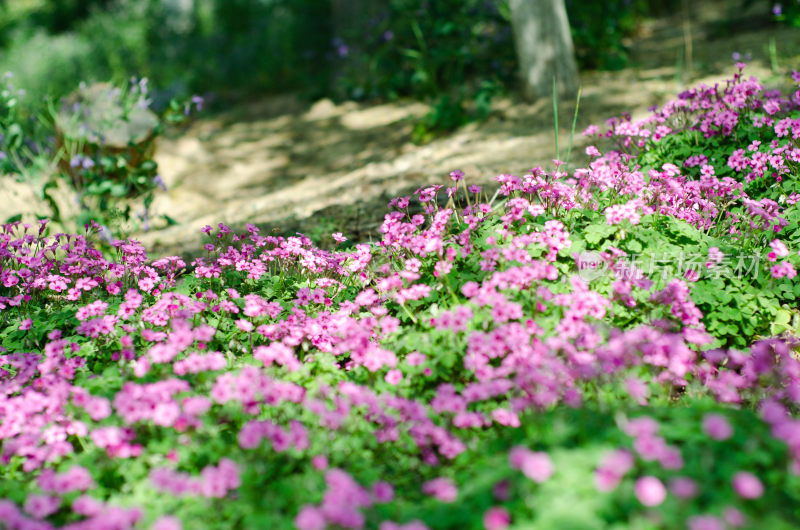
(553, 76, 559, 162)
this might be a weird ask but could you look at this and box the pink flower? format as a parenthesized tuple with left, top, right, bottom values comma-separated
(406, 352, 427, 366)
(422, 478, 458, 502)
(311, 455, 328, 470)
(294, 505, 326, 530)
(732, 471, 763, 499)
(702, 414, 733, 440)
(492, 409, 520, 428)
(372, 482, 395, 503)
(624, 377, 650, 405)
(723, 507, 746, 527)
(85, 397, 112, 421)
(380, 521, 429, 530)
(687, 515, 725, 530)
(634, 476, 667, 506)
(24, 494, 60, 519)
(152, 515, 183, 530)
(384, 369, 403, 385)
(235, 319, 253, 333)
(72, 495, 103, 517)
(771, 261, 797, 279)
(19, 318, 32, 331)
(769, 239, 789, 260)
(509, 447, 554, 483)
(623, 416, 659, 437)
(706, 247, 724, 268)
(483, 507, 511, 530)
(668, 477, 698, 499)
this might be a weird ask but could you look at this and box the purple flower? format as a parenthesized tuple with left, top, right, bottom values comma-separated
(191, 95, 204, 111)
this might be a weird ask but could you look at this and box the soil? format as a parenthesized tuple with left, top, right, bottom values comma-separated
(2, 0, 798, 258)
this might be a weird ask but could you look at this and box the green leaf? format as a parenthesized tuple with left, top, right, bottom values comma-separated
(584, 223, 617, 245)
(626, 239, 643, 253)
(110, 183, 128, 197)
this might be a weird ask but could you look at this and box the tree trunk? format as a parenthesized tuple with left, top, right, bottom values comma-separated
(509, 0, 579, 100)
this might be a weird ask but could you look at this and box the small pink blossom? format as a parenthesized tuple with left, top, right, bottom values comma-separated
(732, 471, 763, 499)
(509, 447, 554, 483)
(702, 414, 733, 441)
(235, 319, 253, 332)
(634, 476, 667, 506)
(669, 477, 698, 499)
(422, 477, 458, 502)
(152, 515, 183, 530)
(687, 515, 725, 530)
(24, 494, 60, 519)
(311, 455, 328, 470)
(372, 482, 395, 503)
(483, 507, 511, 530)
(384, 369, 403, 385)
(294, 505, 326, 530)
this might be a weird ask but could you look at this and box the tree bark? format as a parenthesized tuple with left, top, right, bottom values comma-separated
(509, 0, 579, 101)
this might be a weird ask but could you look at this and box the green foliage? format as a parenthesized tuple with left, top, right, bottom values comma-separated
(772, 1, 800, 28)
(565, 0, 682, 70)
(0, 0, 726, 143)
(1, 73, 197, 237)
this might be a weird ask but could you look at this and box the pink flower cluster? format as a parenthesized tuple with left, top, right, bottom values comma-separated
(295, 469, 375, 529)
(508, 446, 554, 483)
(149, 458, 240, 498)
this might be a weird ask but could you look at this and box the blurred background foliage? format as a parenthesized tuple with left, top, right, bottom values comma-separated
(0, 0, 789, 137)
(0, 0, 692, 106)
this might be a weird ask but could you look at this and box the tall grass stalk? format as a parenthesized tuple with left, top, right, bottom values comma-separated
(565, 86, 582, 170)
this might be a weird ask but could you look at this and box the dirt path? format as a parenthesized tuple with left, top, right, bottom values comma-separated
(2, 0, 797, 257)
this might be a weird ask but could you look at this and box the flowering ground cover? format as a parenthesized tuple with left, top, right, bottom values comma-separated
(2, 65, 800, 529)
